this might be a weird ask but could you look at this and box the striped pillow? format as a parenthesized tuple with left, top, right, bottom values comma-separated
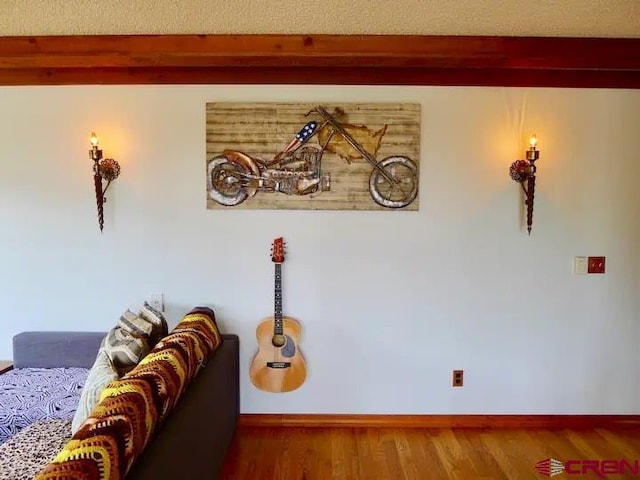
(69, 306, 169, 437)
(101, 326, 150, 374)
(139, 302, 169, 347)
(103, 309, 165, 375)
(117, 309, 154, 339)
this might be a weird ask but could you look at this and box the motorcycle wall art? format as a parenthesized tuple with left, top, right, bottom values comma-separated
(206, 103, 420, 210)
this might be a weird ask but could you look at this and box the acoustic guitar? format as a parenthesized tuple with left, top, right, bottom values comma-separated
(249, 237, 307, 393)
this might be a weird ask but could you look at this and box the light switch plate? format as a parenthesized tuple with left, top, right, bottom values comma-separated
(574, 256, 588, 275)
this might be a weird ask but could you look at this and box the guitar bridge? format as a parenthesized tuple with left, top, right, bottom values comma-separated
(267, 361, 291, 369)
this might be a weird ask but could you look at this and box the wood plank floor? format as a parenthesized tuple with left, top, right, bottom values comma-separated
(219, 426, 640, 479)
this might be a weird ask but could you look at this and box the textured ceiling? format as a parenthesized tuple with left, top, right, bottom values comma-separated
(0, 0, 639, 37)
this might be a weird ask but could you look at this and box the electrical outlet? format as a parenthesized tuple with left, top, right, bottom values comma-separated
(453, 370, 464, 387)
(148, 293, 164, 312)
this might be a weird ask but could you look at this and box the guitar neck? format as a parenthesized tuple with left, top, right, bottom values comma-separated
(274, 263, 283, 335)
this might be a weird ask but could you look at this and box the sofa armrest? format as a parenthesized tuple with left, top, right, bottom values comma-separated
(126, 334, 240, 480)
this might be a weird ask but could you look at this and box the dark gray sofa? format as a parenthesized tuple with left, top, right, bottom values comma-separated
(11, 330, 240, 479)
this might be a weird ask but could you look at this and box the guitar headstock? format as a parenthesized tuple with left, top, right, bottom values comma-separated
(271, 237, 286, 264)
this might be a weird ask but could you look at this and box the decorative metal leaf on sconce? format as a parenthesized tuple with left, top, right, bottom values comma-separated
(509, 135, 540, 235)
(89, 132, 121, 232)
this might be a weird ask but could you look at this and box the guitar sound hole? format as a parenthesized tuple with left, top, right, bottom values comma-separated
(272, 334, 286, 347)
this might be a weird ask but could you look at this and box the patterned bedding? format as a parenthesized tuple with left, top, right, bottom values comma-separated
(0, 368, 88, 444)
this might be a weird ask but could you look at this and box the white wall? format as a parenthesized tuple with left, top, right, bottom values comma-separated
(0, 85, 638, 414)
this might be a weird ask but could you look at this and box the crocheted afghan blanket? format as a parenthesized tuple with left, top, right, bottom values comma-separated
(35, 307, 222, 480)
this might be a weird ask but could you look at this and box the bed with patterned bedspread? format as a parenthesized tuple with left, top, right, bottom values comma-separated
(0, 368, 88, 444)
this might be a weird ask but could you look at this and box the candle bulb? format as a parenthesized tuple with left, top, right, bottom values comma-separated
(526, 134, 539, 162)
(89, 132, 102, 162)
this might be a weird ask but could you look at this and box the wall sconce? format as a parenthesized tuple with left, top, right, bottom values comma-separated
(509, 134, 540, 235)
(89, 132, 121, 232)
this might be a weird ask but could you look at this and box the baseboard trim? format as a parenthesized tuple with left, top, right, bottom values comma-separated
(238, 414, 640, 429)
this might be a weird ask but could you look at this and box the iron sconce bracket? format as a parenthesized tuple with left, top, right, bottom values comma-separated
(89, 132, 121, 232)
(509, 135, 540, 235)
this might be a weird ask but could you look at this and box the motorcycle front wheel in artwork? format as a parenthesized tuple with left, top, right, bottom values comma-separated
(369, 155, 419, 208)
(207, 105, 419, 209)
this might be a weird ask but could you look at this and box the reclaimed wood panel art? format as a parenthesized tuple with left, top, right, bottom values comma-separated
(206, 102, 420, 211)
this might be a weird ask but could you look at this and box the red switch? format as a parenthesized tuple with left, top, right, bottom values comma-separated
(587, 256, 606, 274)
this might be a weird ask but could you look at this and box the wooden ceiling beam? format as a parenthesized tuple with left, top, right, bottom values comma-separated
(0, 34, 638, 88)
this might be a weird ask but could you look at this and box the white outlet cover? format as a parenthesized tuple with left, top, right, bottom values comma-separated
(148, 293, 164, 311)
(574, 256, 588, 275)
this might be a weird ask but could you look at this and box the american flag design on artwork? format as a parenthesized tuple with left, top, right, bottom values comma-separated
(276, 121, 318, 159)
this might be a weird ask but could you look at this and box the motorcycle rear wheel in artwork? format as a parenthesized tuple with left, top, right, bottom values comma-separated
(369, 155, 419, 208)
(207, 154, 249, 206)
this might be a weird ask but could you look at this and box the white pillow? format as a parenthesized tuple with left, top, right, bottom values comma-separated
(71, 349, 118, 434)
